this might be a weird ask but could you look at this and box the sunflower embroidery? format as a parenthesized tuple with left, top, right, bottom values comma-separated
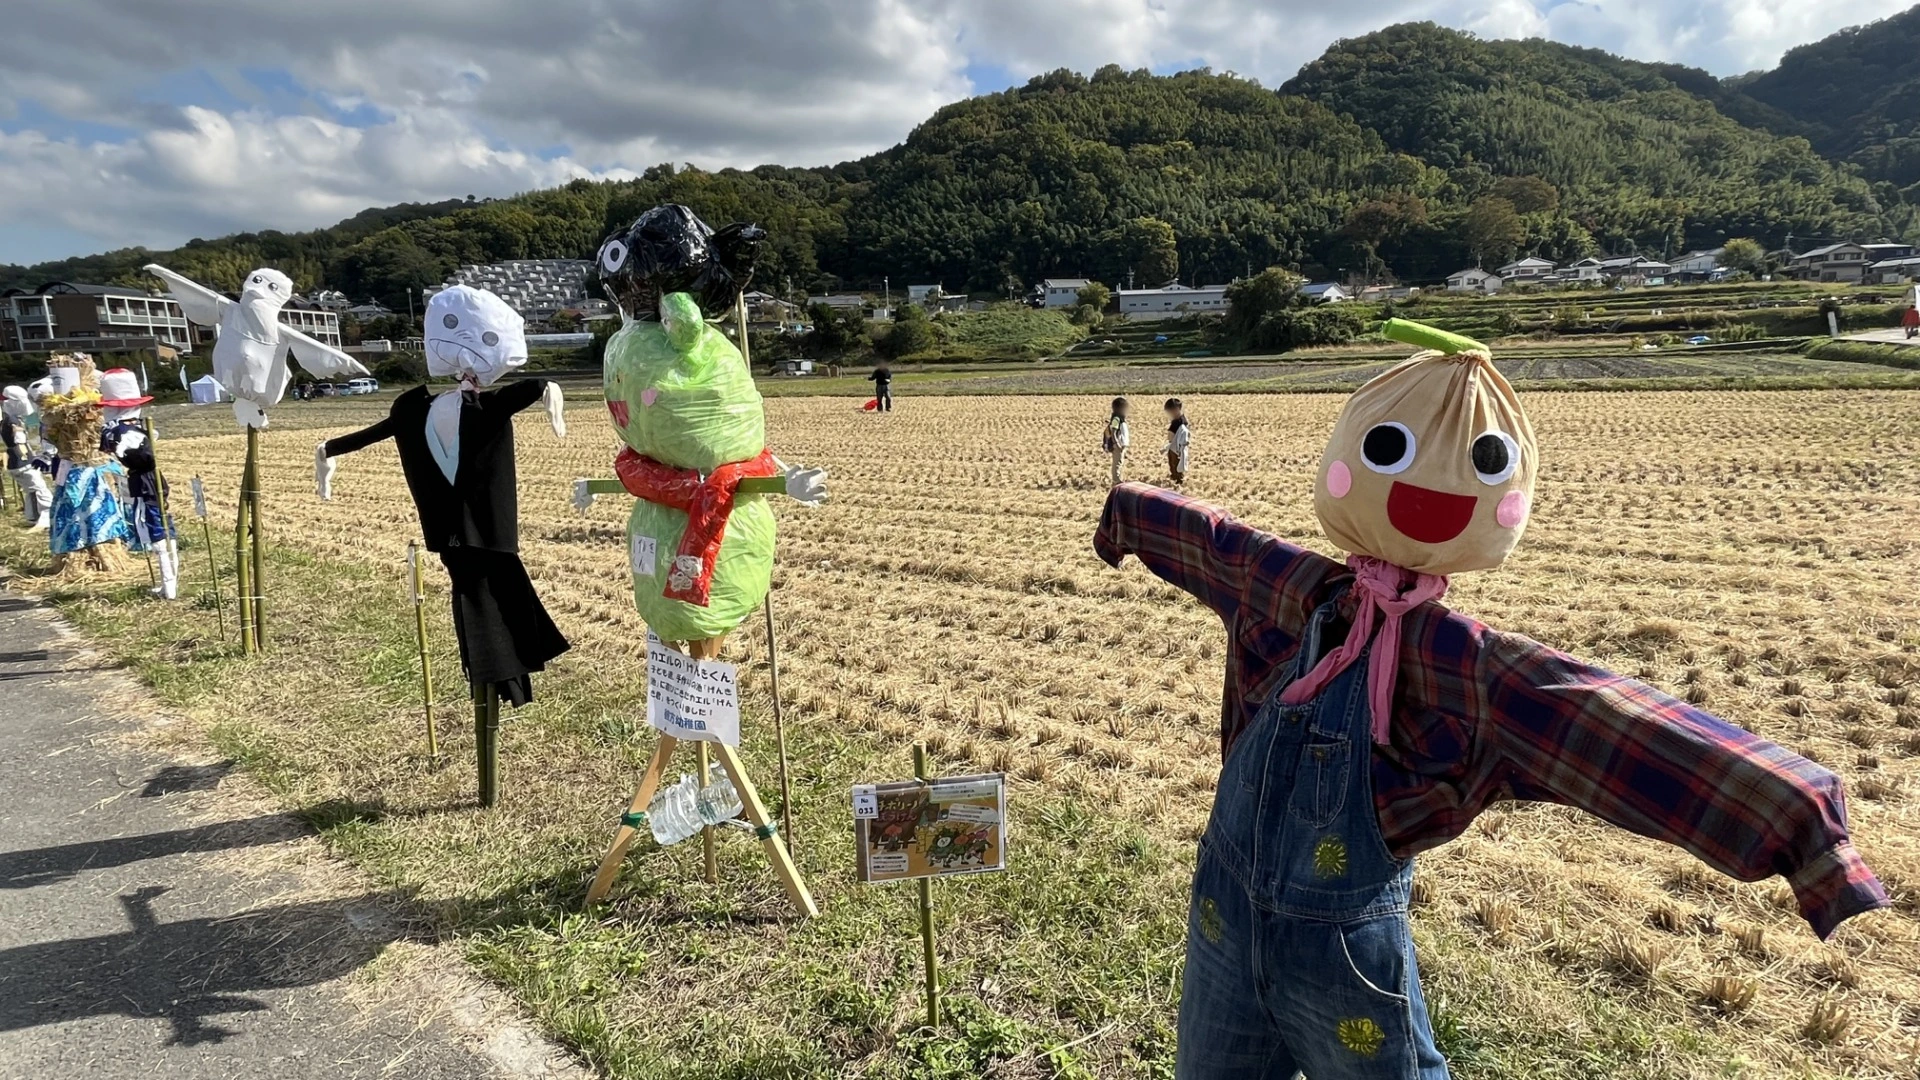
(1199, 897, 1225, 944)
(1313, 835, 1348, 878)
(1337, 1017, 1386, 1057)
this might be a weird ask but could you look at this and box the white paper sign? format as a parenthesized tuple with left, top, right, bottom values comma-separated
(189, 475, 208, 519)
(851, 785, 879, 820)
(645, 632, 740, 746)
(630, 534, 657, 577)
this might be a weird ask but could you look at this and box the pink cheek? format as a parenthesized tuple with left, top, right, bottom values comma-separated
(641, 388, 659, 408)
(1496, 490, 1528, 529)
(1327, 460, 1352, 499)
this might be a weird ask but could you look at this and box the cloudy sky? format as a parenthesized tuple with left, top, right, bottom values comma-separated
(0, 0, 1905, 266)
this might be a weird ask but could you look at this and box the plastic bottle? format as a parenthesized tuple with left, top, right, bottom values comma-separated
(647, 774, 700, 846)
(696, 772, 742, 826)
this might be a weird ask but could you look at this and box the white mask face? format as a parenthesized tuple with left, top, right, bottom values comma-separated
(104, 404, 142, 423)
(424, 286, 527, 387)
(2, 387, 30, 420)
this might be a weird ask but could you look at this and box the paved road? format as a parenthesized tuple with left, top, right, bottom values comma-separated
(1842, 328, 1920, 346)
(0, 591, 584, 1080)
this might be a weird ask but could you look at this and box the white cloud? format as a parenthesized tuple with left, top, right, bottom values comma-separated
(0, 0, 1906, 262)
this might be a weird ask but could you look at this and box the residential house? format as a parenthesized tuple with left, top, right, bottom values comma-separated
(1356, 285, 1421, 302)
(432, 258, 595, 321)
(743, 290, 798, 326)
(1040, 278, 1093, 309)
(1868, 255, 1920, 284)
(1298, 282, 1353, 303)
(2, 281, 195, 354)
(1115, 283, 1229, 319)
(1669, 249, 1724, 283)
(907, 284, 943, 305)
(305, 290, 350, 311)
(1494, 257, 1556, 284)
(1445, 268, 1502, 294)
(344, 302, 393, 322)
(1565, 257, 1607, 284)
(1785, 243, 1881, 284)
(807, 294, 867, 312)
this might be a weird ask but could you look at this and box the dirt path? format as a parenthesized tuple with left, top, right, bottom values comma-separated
(0, 589, 588, 1080)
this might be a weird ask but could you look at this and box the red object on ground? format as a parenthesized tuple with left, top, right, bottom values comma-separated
(614, 447, 779, 606)
(1902, 307, 1918, 328)
(862, 399, 878, 411)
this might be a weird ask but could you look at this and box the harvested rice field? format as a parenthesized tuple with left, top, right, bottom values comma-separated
(4, 387, 1918, 1079)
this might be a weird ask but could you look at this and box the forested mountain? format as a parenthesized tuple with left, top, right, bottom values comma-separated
(1739, 6, 1920, 189)
(6, 15, 1919, 304)
(1282, 23, 1886, 255)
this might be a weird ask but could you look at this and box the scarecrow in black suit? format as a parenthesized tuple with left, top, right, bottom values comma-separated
(315, 285, 569, 805)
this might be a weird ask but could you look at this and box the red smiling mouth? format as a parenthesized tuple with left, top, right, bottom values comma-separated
(1387, 482, 1478, 543)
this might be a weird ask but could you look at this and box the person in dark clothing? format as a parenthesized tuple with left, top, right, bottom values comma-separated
(868, 365, 893, 412)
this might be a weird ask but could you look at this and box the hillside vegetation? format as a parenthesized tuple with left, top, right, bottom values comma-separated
(8, 16, 1920, 309)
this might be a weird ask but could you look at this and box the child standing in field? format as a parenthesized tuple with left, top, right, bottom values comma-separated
(1164, 398, 1190, 486)
(1103, 397, 1130, 485)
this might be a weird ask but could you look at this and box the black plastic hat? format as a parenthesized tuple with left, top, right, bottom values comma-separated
(593, 204, 764, 319)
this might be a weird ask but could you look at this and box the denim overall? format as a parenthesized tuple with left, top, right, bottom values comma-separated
(1177, 596, 1449, 1079)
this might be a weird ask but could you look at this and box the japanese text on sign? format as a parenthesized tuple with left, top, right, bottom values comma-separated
(854, 772, 1008, 883)
(645, 631, 741, 746)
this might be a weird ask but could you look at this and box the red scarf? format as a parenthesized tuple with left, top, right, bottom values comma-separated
(615, 446, 778, 606)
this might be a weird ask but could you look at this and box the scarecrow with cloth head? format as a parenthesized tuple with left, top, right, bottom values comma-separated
(1095, 319, 1888, 1079)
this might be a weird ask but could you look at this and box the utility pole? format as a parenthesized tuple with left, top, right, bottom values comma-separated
(883, 277, 890, 309)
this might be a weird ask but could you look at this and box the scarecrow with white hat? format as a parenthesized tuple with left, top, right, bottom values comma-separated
(1096, 320, 1888, 1078)
(38, 354, 132, 572)
(2, 384, 52, 530)
(98, 367, 179, 599)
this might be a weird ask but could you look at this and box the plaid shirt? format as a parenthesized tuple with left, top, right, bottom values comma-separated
(1096, 483, 1888, 939)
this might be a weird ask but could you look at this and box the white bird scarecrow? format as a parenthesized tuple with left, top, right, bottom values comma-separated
(144, 264, 365, 429)
(143, 263, 368, 652)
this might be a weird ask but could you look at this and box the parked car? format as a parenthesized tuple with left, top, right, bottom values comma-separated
(343, 378, 381, 395)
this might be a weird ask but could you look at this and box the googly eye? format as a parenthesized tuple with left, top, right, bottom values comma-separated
(481, 331, 499, 347)
(1360, 422, 1416, 474)
(1472, 431, 1520, 485)
(442, 313, 459, 329)
(600, 239, 629, 274)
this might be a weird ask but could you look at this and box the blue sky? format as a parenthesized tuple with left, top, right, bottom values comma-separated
(0, 0, 1905, 268)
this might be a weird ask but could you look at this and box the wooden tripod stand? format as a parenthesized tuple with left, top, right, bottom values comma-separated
(585, 638, 817, 917)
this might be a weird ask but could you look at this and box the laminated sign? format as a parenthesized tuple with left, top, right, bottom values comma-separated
(853, 773, 1007, 883)
(189, 475, 208, 519)
(645, 631, 741, 746)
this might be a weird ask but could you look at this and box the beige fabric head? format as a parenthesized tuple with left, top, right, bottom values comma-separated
(1313, 350, 1537, 575)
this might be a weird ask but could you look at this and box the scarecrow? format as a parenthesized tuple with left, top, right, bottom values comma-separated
(316, 285, 570, 806)
(577, 204, 827, 914)
(146, 263, 367, 651)
(98, 367, 179, 599)
(2, 384, 52, 530)
(37, 355, 132, 573)
(1095, 320, 1888, 1078)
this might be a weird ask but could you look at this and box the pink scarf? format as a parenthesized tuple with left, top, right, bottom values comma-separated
(1277, 555, 1449, 744)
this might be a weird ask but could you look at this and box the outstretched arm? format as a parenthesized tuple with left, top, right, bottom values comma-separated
(1094, 482, 1309, 622)
(1472, 631, 1888, 939)
(316, 417, 396, 500)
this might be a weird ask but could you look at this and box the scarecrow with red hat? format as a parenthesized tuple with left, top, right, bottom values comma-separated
(1096, 320, 1888, 1078)
(99, 367, 178, 599)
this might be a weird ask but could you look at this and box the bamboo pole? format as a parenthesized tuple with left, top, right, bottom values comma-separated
(765, 591, 795, 853)
(475, 680, 500, 807)
(915, 741, 940, 1029)
(245, 427, 266, 648)
(409, 542, 438, 759)
(233, 459, 254, 654)
(699, 740, 717, 884)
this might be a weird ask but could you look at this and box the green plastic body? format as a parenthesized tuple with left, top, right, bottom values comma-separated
(1379, 318, 1487, 355)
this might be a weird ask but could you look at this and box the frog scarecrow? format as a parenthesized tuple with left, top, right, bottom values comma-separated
(577, 204, 827, 915)
(1096, 319, 1888, 1079)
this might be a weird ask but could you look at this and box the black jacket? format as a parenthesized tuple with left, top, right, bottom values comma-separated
(323, 380, 546, 554)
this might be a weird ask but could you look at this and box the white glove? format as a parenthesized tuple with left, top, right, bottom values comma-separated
(543, 381, 566, 439)
(571, 478, 596, 513)
(784, 465, 829, 507)
(115, 430, 146, 456)
(315, 442, 336, 501)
